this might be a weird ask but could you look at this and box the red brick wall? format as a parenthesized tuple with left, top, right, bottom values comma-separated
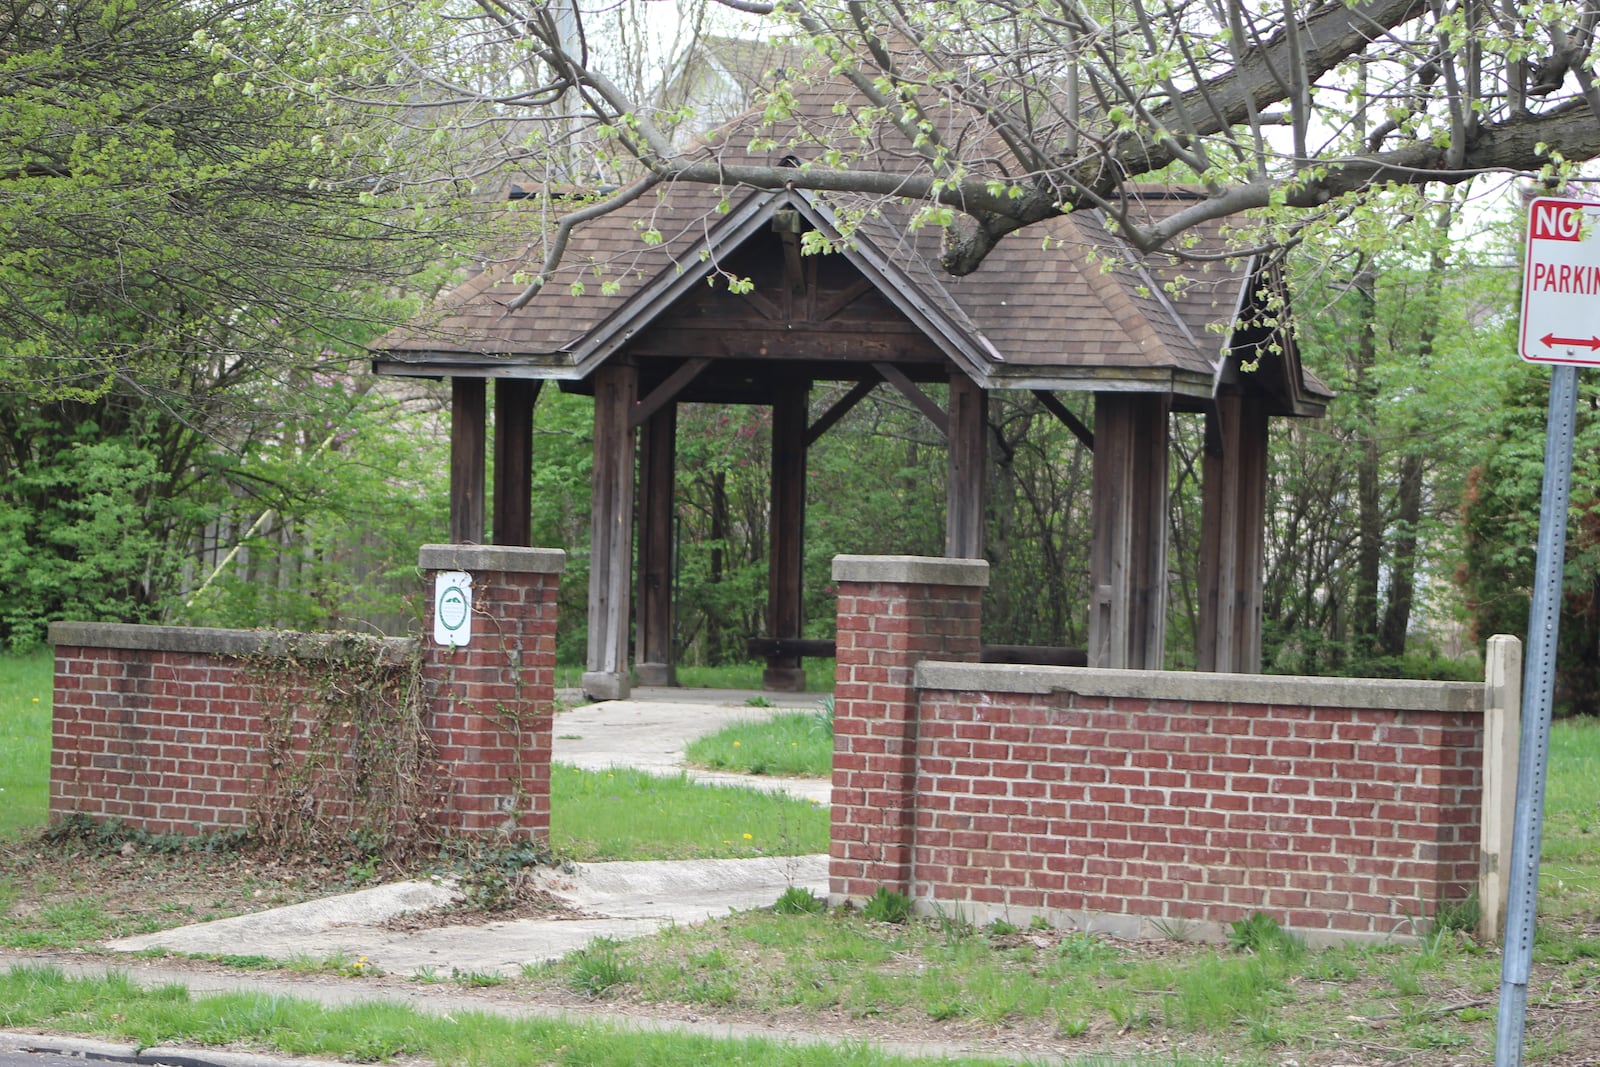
(830, 554, 1488, 941)
(50, 635, 416, 838)
(911, 687, 1481, 938)
(49, 545, 564, 847)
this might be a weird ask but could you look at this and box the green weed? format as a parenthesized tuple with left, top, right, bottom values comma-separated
(862, 886, 912, 924)
(774, 885, 827, 915)
(1227, 912, 1305, 957)
(566, 937, 636, 997)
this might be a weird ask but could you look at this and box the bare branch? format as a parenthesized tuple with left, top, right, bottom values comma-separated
(503, 173, 662, 312)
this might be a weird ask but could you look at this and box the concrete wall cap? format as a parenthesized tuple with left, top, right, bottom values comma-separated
(49, 622, 417, 664)
(831, 554, 990, 588)
(914, 661, 1485, 713)
(417, 544, 567, 574)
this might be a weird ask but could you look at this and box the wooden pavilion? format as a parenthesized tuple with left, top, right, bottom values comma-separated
(374, 72, 1331, 700)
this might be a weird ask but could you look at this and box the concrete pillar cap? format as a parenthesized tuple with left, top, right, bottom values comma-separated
(831, 554, 989, 588)
(418, 544, 567, 574)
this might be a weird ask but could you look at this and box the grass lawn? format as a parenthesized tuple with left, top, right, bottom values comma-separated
(683, 706, 835, 778)
(554, 659, 837, 693)
(549, 764, 829, 860)
(0, 965, 994, 1067)
(0, 648, 52, 838)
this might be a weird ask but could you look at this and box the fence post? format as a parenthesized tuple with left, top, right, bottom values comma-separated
(1479, 633, 1522, 943)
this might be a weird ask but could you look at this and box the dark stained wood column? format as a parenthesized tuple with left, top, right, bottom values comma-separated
(765, 381, 810, 692)
(492, 379, 541, 547)
(1088, 392, 1170, 670)
(946, 374, 987, 558)
(584, 363, 638, 701)
(449, 377, 486, 545)
(635, 403, 677, 687)
(1196, 394, 1270, 673)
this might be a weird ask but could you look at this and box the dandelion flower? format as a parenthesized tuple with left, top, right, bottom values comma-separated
(733, 741, 741, 747)
(742, 833, 753, 840)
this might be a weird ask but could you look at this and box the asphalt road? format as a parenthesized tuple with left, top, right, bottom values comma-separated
(0, 1034, 354, 1067)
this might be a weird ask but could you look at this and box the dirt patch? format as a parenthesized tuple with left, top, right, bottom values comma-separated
(0, 836, 377, 941)
(379, 888, 585, 932)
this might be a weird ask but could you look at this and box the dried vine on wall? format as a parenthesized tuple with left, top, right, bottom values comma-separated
(245, 634, 440, 861)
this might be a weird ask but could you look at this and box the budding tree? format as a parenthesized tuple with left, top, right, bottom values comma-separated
(261, 0, 1600, 284)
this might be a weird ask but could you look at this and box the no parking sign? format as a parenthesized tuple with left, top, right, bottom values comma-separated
(433, 571, 473, 647)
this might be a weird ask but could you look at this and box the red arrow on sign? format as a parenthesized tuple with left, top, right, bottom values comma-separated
(1540, 332, 1600, 350)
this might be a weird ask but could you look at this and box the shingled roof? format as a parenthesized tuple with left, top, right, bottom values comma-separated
(374, 41, 1330, 416)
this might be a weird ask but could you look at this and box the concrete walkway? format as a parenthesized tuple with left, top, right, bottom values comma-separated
(105, 692, 833, 977)
(553, 689, 833, 804)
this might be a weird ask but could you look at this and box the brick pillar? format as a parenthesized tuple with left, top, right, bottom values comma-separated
(419, 544, 565, 841)
(830, 554, 988, 904)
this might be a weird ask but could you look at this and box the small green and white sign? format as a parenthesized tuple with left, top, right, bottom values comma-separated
(433, 570, 473, 647)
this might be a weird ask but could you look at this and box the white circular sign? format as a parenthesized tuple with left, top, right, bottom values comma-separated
(433, 571, 473, 646)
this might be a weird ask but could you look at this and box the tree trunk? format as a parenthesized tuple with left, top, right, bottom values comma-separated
(1351, 264, 1383, 659)
(1378, 450, 1423, 656)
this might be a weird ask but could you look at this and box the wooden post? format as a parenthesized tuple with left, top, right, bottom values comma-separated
(493, 379, 541, 547)
(1197, 395, 1269, 673)
(1479, 633, 1522, 943)
(449, 377, 486, 545)
(1232, 398, 1269, 672)
(584, 363, 637, 701)
(946, 374, 987, 559)
(636, 403, 677, 687)
(1088, 392, 1169, 670)
(1197, 397, 1240, 672)
(765, 382, 809, 692)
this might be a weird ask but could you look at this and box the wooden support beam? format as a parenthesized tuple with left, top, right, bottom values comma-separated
(747, 637, 836, 659)
(780, 229, 806, 298)
(873, 360, 948, 438)
(946, 374, 987, 558)
(1088, 392, 1170, 670)
(738, 290, 785, 322)
(584, 363, 637, 700)
(635, 403, 677, 687)
(1032, 389, 1095, 450)
(765, 382, 809, 692)
(629, 358, 711, 430)
(1232, 399, 1270, 673)
(813, 277, 875, 322)
(492, 379, 541, 547)
(1196, 395, 1270, 673)
(805, 377, 877, 447)
(1196, 398, 1239, 673)
(449, 377, 486, 545)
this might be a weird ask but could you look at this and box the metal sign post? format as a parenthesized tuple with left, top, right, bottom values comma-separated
(1493, 363, 1578, 1067)
(1496, 195, 1593, 1067)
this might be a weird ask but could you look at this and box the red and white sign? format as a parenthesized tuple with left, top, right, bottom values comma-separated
(1522, 196, 1600, 365)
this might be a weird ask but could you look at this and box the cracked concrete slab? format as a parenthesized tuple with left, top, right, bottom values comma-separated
(106, 693, 833, 977)
(108, 856, 828, 976)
